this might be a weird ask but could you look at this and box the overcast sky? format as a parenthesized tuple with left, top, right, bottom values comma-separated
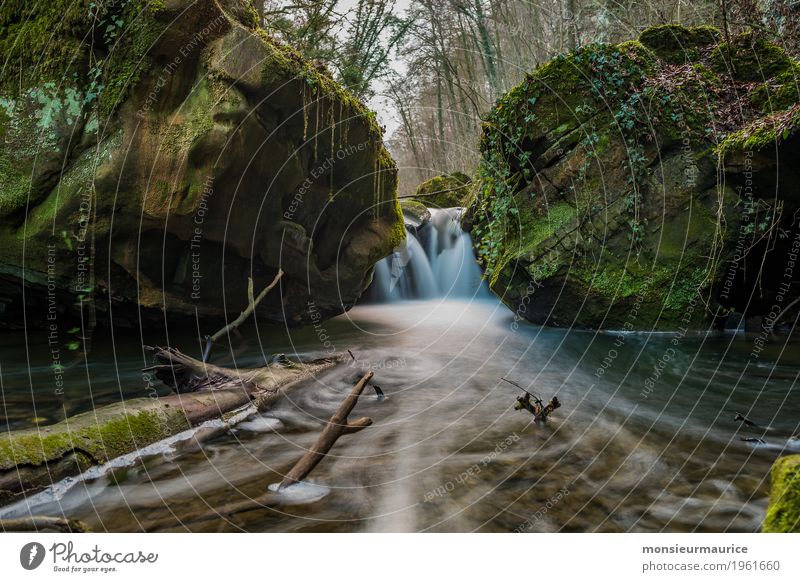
(339, 0, 412, 137)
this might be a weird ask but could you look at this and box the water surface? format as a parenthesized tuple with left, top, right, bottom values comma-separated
(1, 297, 798, 532)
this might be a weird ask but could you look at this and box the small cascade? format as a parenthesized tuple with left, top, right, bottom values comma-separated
(369, 207, 489, 302)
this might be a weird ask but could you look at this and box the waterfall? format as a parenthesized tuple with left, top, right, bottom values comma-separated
(369, 207, 489, 302)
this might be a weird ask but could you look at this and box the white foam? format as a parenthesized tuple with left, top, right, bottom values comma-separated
(266, 481, 330, 505)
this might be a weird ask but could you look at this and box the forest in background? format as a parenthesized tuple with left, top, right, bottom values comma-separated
(256, 0, 800, 194)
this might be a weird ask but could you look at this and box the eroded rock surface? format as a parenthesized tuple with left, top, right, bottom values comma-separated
(468, 26, 800, 330)
(0, 0, 403, 329)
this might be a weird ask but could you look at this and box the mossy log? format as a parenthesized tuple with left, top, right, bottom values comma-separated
(0, 349, 343, 506)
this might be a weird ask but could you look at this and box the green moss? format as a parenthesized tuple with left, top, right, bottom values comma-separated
(386, 198, 406, 250)
(763, 455, 800, 532)
(519, 201, 577, 251)
(0, 1, 91, 91)
(0, 154, 33, 217)
(639, 24, 719, 64)
(413, 173, 471, 207)
(710, 32, 793, 83)
(718, 104, 800, 154)
(750, 62, 800, 113)
(0, 405, 189, 470)
(96, 2, 168, 121)
(0, 1, 167, 122)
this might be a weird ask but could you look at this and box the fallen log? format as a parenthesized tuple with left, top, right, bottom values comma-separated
(0, 349, 343, 506)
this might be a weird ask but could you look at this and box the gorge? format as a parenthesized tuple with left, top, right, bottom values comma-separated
(0, 1, 799, 534)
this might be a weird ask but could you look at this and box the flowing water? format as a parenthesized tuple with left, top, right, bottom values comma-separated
(1, 210, 799, 532)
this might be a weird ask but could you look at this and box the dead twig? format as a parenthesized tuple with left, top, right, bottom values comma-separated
(203, 270, 284, 362)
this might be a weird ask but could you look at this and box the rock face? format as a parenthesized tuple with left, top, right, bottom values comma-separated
(0, 0, 403, 330)
(468, 26, 800, 330)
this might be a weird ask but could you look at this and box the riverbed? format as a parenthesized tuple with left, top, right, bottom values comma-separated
(1, 297, 798, 532)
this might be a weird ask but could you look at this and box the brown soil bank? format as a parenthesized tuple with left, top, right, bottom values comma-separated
(0, 0, 403, 330)
(467, 25, 800, 333)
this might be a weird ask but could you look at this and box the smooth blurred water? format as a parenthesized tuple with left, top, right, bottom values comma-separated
(370, 208, 489, 302)
(1, 297, 799, 532)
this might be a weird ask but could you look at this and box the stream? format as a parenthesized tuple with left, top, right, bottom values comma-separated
(1, 209, 799, 532)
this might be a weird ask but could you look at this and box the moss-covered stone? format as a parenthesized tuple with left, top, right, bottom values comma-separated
(763, 454, 800, 533)
(639, 24, 719, 64)
(413, 173, 472, 207)
(468, 27, 800, 330)
(0, 0, 402, 329)
(710, 32, 793, 83)
(719, 104, 800, 155)
(399, 199, 431, 226)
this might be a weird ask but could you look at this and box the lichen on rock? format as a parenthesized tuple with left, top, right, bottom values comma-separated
(468, 26, 800, 330)
(0, 0, 403, 329)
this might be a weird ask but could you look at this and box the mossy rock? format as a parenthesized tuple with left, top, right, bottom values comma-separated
(468, 28, 800, 330)
(0, 0, 402, 329)
(719, 105, 800, 155)
(763, 454, 800, 532)
(639, 24, 719, 64)
(710, 32, 793, 83)
(413, 173, 472, 207)
(399, 199, 431, 226)
(749, 63, 800, 113)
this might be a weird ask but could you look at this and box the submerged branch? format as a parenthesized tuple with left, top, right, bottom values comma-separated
(280, 371, 374, 488)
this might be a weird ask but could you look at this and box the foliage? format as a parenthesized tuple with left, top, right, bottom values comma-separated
(261, 0, 411, 99)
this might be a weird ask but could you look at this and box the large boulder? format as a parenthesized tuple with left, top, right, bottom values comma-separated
(467, 26, 800, 330)
(0, 0, 403, 330)
(412, 172, 472, 208)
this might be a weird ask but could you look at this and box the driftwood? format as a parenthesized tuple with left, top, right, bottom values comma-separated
(0, 516, 90, 533)
(142, 371, 377, 531)
(203, 269, 284, 361)
(280, 371, 374, 488)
